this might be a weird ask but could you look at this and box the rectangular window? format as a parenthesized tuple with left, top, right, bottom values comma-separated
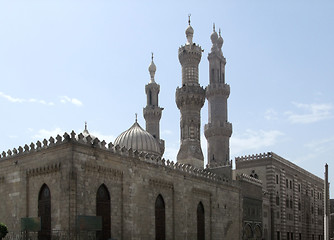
(276, 175, 279, 184)
(290, 180, 292, 189)
(299, 233, 302, 240)
(277, 231, 280, 240)
(298, 184, 301, 192)
(286, 179, 289, 188)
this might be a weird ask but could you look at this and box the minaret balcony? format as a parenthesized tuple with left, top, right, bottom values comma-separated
(175, 85, 205, 109)
(143, 107, 163, 120)
(178, 44, 202, 65)
(204, 121, 232, 138)
(206, 83, 230, 98)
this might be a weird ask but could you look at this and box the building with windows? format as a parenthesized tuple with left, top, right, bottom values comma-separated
(235, 152, 325, 240)
(0, 18, 327, 240)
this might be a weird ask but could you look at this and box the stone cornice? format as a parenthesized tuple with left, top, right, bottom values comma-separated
(204, 122, 232, 138)
(206, 83, 230, 98)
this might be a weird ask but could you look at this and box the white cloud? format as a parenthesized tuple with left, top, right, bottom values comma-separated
(304, 137, 334, 153)
(60, 96, 83, 106)
(231, 129, 284, 157)
(285, 102, 332, 124)
(0, 92, 54, 106)
(163, 144, 179, 162)
(161, 129, 173, 135)
(89, 131, 115, 144)
(32, 128, 64, 140)
(264, 108, 278, 120)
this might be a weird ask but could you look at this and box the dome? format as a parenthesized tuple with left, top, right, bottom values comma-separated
(210, 31, 218, 44)
(114, 121, 161, 156)
(217, 31, 224, 49)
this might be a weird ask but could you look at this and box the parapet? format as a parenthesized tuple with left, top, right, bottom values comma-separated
(0, 131, 231, 185)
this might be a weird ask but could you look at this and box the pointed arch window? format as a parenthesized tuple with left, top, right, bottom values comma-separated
(197, 202, 205, 240)
(96, 184, 111, 240)
(155, 194, 165, 240)
(38, 184, 51, 240)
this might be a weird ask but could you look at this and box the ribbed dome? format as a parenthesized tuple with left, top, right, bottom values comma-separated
(114, 121, 161, 156)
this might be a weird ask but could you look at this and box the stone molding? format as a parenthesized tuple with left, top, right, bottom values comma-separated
(82, 163, 123, 180)
(204, 122, 232, 138)
(192, 187, 211, 197)
(175, 85, 205, 109)
(149, 178, 174, 190)
(206, 83, 230, 98)
(26, 162, 61, 177)
(237, 173, 262, 187)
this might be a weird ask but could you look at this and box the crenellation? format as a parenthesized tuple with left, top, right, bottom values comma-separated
(49, 136, 55, 145)
(56, 134, 62, 143)
(7, 149, 12, 156)
(24, 144, 29, 152)
(30, 142, 35, 150)
(18, 146, 23, 153)
(36, 140, 42, 149)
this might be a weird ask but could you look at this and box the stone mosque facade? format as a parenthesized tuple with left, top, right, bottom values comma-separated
(0, 20, 327, 240)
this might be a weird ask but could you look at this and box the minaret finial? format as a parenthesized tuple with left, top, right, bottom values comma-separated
(135, 113, 138, 122)
(188, 14, 191, 25)
(151, 52, 154, 61)
(85, 121, 87, 131)
(219, 28, 221, 36)
(213, 23, 216, 32)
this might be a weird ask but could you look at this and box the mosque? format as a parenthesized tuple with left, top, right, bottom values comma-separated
(0, 18, 327, 240)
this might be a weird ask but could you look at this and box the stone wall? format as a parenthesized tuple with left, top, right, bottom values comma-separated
(0, 131, 242, 239)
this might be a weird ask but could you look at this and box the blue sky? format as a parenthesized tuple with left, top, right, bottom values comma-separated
(0, 1, 333, 195)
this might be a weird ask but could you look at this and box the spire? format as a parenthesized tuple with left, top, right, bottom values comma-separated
(217, 28, 224, 49)
(135, 113, 138, 123)
(83, 121, 89, 135)
(185, 14, 194, 45)
(148, 52, 156, 83)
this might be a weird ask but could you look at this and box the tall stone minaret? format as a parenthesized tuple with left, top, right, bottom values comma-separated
(204, 26, 232, 167)
(143, 54, 165, 155)
(175, 17, 205, 169)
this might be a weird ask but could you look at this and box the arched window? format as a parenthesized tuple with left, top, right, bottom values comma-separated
(96, 184, 111, 240)
(197, 202, 205, 240)
(155, 194, 165, 240)
(38, 184, 51, 240)
(244, 224, 253, 239)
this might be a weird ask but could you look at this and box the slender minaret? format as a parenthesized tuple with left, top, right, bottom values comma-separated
(175, 16, 205, 169)
(324, 163, 330, 239)
(143, 53, 165, 155)
(204, 26, 232, 167)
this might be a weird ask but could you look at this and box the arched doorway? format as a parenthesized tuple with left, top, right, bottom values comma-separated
(197, 202, 205, 240)
(38, 184, 51, 240)
(155, 194, 165, 240)
(96, 184, 111, 240)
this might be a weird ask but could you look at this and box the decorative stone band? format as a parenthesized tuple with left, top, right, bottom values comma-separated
(0, 131, 232, 185)
(149, 178, 174, 190)
(206, 83, 230, 98)
(145, 82, 160, 93)
(207, 51, 226, 62)
(143, 107, 163, 119)
(237, 173, 262, 187)
(204, 122, 232, 138)
(26, 162, 61, 177)
(175, 86, 205, 109)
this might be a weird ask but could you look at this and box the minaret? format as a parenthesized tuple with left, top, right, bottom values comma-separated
(204, 26, 232, 167)
(324, 163, 330, 240)
(143, 53, 165, 155)
(175, 16, 205, 169)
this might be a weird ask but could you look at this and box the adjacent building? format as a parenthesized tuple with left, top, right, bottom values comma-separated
(236, 152, 325, 240)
